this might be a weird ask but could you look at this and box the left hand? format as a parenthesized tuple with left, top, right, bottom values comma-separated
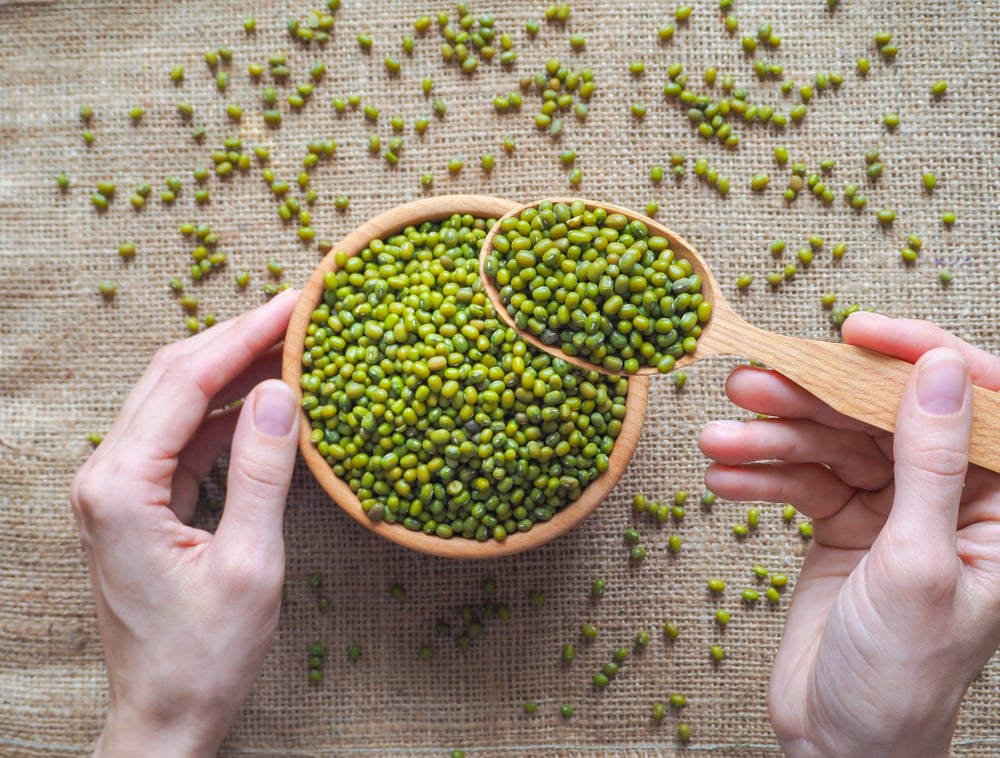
(70, 290, 301, 757)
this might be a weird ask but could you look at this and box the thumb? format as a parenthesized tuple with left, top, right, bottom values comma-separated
(886, 347, 972, 559)
(216, 380, 300, 557)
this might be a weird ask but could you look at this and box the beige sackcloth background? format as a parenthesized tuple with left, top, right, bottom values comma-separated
(2, 0, 999, 755)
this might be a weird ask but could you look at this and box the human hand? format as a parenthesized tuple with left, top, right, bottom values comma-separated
(70, 290, 301, 757)
(698, 313, 1000, 757)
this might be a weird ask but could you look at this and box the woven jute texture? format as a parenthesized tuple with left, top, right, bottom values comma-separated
(2, 0, 999, 755)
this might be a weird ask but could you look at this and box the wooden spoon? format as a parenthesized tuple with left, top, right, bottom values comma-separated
(480, 198, 1000, 474)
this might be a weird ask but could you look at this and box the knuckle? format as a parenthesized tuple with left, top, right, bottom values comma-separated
(166, 352, 222, 407)
(897, 428, 969, 481)
(255, 560, 285, 597)
(231, 451, 291, 501)
(69, 453, 147, 533)
(150, 341, 186, 372)
(219, 549, 284, 598)
(69, 459, 113, 523)
(904, 559, 959, 606)
(880, 532, 959, 599)
(918, 562, 960, 600)
(157, 349, 197, 385)
(923, 446, 969, 479)
(152, 346, 216, 401)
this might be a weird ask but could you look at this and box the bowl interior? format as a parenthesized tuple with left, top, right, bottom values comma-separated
(281, 194, 649, 558)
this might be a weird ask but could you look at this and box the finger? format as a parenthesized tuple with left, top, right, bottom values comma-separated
(699, 418, 893, 491)
(121, 291, 299, 461)
(70, 437, 194, 548)
(843, 312, 1000, 390)
(76, 402, 243, 530)
(166, 348, 285, 523)
(208, 343, 285, 413)
(169, 407, 243, 523)
(178, 406, 241, 481)
(105, 290, 300, 442)
(106, 290, 298, 442)
(214, 380, 299, 561)
(956, 467, 1000, 527)
(885, 348, 971, 561)
(704, 461, 857, 519)
(725, 365, 879, 433)
(83, 291, 294, 528)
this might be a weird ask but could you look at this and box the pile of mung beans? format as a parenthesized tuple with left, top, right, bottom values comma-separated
(485, 200, 711, 374)
(300, 213, 630, 542)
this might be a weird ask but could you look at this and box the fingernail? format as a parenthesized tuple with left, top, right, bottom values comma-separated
(253, 381, 297, 437)
(846, 310, 887, 323)
(705, 419, 744, 433)
(917, 353, 968, 415)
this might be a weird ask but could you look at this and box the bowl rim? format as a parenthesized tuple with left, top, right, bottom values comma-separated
(281, 194, 649, 559)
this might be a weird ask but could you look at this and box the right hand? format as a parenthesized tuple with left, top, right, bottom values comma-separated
(699, 313, 1000, 757)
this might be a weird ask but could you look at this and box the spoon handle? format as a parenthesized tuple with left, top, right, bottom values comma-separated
(710, 317, 1000, 474)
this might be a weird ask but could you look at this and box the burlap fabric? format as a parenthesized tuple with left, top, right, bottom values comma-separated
(2, 1, 999, 755)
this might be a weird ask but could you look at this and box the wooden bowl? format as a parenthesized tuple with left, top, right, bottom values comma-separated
(281, 195, 649, 558)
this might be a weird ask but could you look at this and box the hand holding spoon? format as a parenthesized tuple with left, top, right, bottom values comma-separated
(480, 198, 1000, 474)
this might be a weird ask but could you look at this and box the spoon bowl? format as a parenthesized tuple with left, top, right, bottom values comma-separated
(480, 197, 725, 377)
(480, 198, 1000, 474)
